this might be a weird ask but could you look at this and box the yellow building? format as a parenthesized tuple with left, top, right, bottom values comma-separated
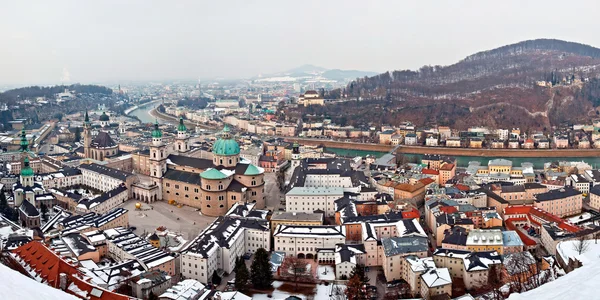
(299, 90, 324, 106)
(270, 212, 323, 233)
(466, 229, 504, 255)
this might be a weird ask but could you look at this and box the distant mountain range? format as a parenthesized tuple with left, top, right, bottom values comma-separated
(324, 39, 600, 130)
(256, 64, 378, 82)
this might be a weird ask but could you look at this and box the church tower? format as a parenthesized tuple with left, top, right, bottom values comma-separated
(291, 141, 301, 171)
(175, 117, 189, 153)
(149, 120, 167, 178)
(83, 110, 92, 158)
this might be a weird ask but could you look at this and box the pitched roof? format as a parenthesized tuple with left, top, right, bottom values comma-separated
(91, 131, 116, 148)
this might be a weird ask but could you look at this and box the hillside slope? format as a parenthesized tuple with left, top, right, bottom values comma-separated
(338, 39, 600, 130)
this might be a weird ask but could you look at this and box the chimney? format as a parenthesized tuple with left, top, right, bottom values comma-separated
(59, 273, 68, 290)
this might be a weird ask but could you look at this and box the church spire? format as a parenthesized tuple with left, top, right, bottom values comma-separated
(19, 128, 28, 152)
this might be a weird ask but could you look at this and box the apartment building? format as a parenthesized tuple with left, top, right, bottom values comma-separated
(285, 187, 344, 217)
(534, 187, 582, 218)
(273, 225, 346, 258)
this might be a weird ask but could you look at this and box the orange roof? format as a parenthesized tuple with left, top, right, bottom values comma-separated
(504, 205, 580, 233)
(394, 182, 425, 193)
(12, 241, 130, 300)
(422, 169, 439, 175)
(455, 184, 470, 191)
(504, 205, 533, 215)
(402, 208, 420, 219)
(439, 163, 455, 171)
(419, 177, 436, 186)
(440, 206, 458, 214)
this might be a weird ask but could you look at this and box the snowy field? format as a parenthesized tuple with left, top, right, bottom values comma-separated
(317, 265, 335, 281)
(0, 263, 79, 300)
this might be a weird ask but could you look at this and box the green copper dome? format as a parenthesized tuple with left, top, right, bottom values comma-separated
(213, 125, 240, 156)
(177, 117, 187, 132)
(21, 157, 33, 177)
(200, 168, 228, 180)
(99, 111, 110, 121)
(244, 164, 263, 176)
(151, 120, 162, 138)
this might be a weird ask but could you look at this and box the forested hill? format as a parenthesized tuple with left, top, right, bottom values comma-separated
(303, 39, 600, 130)
(463, 39, 600, 62)
(0, 84, 112, 104)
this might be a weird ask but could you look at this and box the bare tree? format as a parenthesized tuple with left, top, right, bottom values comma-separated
(280, 256, 314, 291)
(573, 235, 590, 255)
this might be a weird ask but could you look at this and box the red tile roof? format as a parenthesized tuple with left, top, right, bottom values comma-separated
(11, 241, 130, 300)
(505, 218, 537, 247)
(422, 169, 439, 175)
(440, 163, 455, 171)
(455, 184, 470, 192)
(402, 208, 420, 219)
(504, 205, 580, 233)
(419, 178, 436, 186)
(440, 206, 458, 214)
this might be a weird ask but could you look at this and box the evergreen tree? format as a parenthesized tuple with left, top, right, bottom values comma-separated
(250, 248, 273, 290)
(40, 202, 49, 222)
(74, 127, 81, 142)
(0, 192, 7, 214)
(349, 264, 369, 285)
(211, 270, 221, 286)
(148, 291, 158, 300)
(234, 257, 250, 293)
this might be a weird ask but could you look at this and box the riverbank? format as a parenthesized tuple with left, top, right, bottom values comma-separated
(285, 137, 600, 158)
(149, 107, 215, 129)
(396, 145, 600, 158)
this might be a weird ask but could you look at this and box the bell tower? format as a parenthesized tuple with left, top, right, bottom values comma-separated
(175, 117, 189, 153)
(83, 110, 92, 158)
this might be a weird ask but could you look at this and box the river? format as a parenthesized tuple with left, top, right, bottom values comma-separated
(326, 147, 600, 169)
(127, 101, 165, 124)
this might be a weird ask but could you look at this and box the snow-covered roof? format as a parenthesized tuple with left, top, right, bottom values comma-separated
(420, 267, 452, 288)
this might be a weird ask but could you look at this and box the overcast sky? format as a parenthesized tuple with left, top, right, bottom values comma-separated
(1, 0, 600, 85)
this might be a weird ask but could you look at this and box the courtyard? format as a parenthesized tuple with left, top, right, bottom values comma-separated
(120, 200, 216, 240)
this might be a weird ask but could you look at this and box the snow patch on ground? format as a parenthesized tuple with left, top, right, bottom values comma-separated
(252, 281, 345, 300)
(0, 263, 79, 300)
(317, 265, 335, 281)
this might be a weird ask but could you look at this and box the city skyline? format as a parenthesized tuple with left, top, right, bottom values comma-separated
(2, 0, 600, 85)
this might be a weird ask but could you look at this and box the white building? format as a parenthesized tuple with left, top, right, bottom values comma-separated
(567, 174, 591, 194)
(35, 168, 81, 189)
(180, 216, 270, 284)
(273, 225, 346, 258)
(79, 163, 134, 194)
(75, 185, 128, 215)
(285, 187, 344, 217)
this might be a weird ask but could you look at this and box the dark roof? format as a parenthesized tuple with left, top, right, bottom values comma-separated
(77, 185, 128, 210)
(163, 169, 201, 185)
(90, 131, 116, 148)
(149, 233, 159, 241)
(535, 186, 581, 202)
(591, 185, 600, 197)
(62, 233, 96, 256)
(79, 163, 133, 181)
(168, 154, 214, 170)
(19, 200, 39, 217)
(441, 227, 468, 246)
(342, 212, 404, 224)
(524, 182, 546, 189)
(502, 185, 525, 193)
(464, 251, 502, 271)
(227, 179, 245, 192)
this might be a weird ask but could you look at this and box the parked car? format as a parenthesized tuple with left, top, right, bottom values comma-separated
(129, 226, 137, 231)
(243, 253, 252, 260)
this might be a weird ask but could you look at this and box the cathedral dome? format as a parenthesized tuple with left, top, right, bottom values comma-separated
(212, 125, 240, 156)
(99, 111, 110, 121)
